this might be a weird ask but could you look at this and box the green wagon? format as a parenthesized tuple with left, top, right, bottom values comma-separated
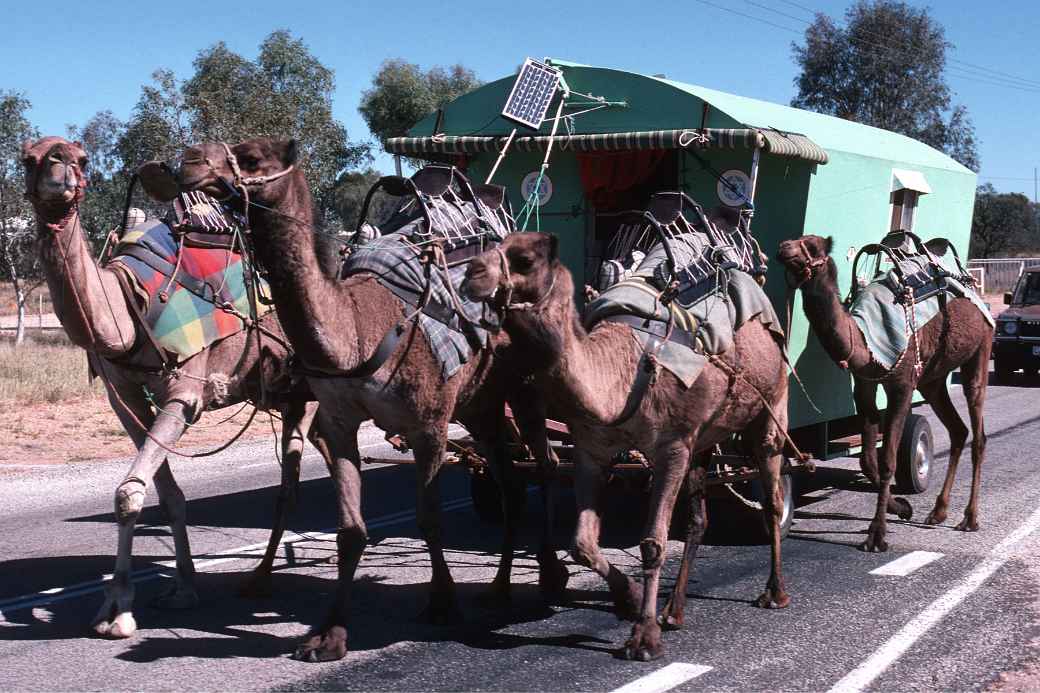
(382, 58, 978, 522)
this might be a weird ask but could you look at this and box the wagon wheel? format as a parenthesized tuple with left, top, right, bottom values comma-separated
(894, 413, 932, 494)
(705, 460, 794, 544)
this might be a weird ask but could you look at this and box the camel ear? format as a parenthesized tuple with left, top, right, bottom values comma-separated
(282, 139, 299, 166)
(823, 236, 834, 255)
(547, 233, 559, 262)
(21, 140, 36, 162)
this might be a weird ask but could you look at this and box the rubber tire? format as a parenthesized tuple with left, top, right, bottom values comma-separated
(895, 413, 933, 494)
(469, 471, 526, 525)
(705, 472, 794, 545)
(993, 356, 1014, 384)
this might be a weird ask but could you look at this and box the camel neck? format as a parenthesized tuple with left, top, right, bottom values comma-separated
(798, 275, 866, 370)
(505, 269, 641, 424)
(246, 178, 366, 372)
(35, 206, 135, 355)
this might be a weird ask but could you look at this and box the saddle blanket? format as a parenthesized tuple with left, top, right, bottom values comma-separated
(341, 232, 490, 380)
(849, 275, 992, 370)
(108, 218, 272, 362)
(584, 237, 785, 387)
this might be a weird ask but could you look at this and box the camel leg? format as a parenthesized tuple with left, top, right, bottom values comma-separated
(241, 399, 321, 597)
(659, 462, 708, 631)
(477, 420, 520, 602)
(956, 346, 990, 532)
(918, 379, 969, 526)
(570, 454, 642, 621)
(509, 385, 568, 601)
(863, 386, 914, 552)
(93, 386, 196, 638)
(855, 380, 912, 520)
(622, 440, 691, 662)
(293, 413, 365, 663)
(752, 446, 790, 609)
(411, 428, 462, 624)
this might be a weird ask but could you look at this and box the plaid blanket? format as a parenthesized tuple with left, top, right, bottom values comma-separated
(107, 218, 272, 362)
(342, 233, 490, 380)
(585, 236, 784, 387)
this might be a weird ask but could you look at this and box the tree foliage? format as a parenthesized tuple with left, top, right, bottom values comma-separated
(358, 60, 481, 143)
(0, 91, 42, 343)
(791, 0, 979, 171)
(333, 168, 401, 232)
(970, 184, 1039, 258)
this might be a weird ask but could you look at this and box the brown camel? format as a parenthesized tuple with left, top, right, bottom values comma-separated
(463, 232, 791, 661)
(22, 136, 330, 639)
(777, 235, 993, 552)
(174, 137, 566, 663)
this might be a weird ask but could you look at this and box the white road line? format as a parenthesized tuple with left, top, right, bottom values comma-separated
(829, 503, 1040, 693)
(612, 663, 713, 693)
(869, 550, 943, 576)
(0, 497, 473, 621)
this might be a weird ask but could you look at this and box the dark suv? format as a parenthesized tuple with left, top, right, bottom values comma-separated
(994, 268, 1040, 381)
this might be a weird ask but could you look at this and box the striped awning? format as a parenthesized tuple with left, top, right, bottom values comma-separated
(385, 127, 828, 164)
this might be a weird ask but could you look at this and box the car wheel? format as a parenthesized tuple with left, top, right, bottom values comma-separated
(895, 413, 932, 494)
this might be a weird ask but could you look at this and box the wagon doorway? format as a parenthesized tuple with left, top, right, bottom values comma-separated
(579, 149, 680, 287)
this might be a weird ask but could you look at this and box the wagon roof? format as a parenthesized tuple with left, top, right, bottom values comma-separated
(401, 60, 973, 175)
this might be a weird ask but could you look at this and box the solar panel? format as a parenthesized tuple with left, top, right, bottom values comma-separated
(501, 58, 561, 130)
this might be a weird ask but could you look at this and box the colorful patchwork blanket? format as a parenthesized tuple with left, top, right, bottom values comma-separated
(107, 218, 272, 362)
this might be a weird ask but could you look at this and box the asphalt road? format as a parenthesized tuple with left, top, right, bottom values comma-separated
(2, 372, 1040, 692)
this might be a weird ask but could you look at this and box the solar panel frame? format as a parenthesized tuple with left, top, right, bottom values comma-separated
(501, 58, 562, 130)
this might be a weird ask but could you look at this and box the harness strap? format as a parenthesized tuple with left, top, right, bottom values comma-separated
(295, 322, 406, 380)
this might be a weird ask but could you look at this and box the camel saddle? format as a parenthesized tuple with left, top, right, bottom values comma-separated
(848, 230, 992, 369)
(354, 165, 515, 261)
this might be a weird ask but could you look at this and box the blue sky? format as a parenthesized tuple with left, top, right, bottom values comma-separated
(1, 0, 1036, 197)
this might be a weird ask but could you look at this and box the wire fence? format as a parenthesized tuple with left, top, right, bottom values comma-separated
(967, 258, 1040, 294)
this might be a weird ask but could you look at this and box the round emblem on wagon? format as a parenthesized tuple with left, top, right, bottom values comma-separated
(521, 171, 553, 206)
(717, 169, 752, 207)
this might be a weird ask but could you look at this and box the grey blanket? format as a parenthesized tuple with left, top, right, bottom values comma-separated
(342, 232, 489, 380)
(584, 239, 785, 387)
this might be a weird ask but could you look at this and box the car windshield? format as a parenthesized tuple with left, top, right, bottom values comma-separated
(1012, 272, 1040, 305)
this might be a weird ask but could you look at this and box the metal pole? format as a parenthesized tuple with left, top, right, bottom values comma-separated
(394, 154, 403, 177)
(485, 128, 517, 185)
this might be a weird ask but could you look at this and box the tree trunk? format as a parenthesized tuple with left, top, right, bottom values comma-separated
(14, 289, 25, 346)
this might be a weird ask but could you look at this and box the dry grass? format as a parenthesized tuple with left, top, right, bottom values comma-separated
(0, 335, 103, 404)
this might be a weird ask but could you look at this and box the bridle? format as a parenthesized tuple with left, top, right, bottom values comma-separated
(25, 152, 87, 232)
(181, 142, 295, 202)
(782, 237, 828, 288)
(493, 246, 557, 312)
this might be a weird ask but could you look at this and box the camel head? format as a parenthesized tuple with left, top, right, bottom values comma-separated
(776, 234, 837, 289)
(174, 137, 299, 210)
(22, 136, 88, 209)
(463, 232, 560, 309)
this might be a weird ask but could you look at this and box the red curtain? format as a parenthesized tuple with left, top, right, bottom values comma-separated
(577, 150, 668, 211)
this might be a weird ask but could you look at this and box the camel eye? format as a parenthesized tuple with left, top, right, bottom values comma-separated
(512, 253, 534, 272)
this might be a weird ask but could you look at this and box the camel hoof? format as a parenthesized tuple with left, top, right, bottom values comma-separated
(538, 558, 570, 603)
(291, 626, 348, 662)
(753, 591, 791, 609)
(892, 497, 914, 521)
(859, 538, 889, 553)
(955, 517, 980, 532)
(419, 594, 463, 626)
(153, 585, 199, 610)
(95, 611, 137, 639)
(924, 509, 947, 526)
(238, 571, 274, 598)
(619, 622, 663, 662)
(657, 611, 683, 631)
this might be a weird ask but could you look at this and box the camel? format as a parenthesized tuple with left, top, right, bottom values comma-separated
(173, 137, 566, 662)
(463, 231, 791, 661)
(777, 235, 993, 552)
(21, 136, 330, 639)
